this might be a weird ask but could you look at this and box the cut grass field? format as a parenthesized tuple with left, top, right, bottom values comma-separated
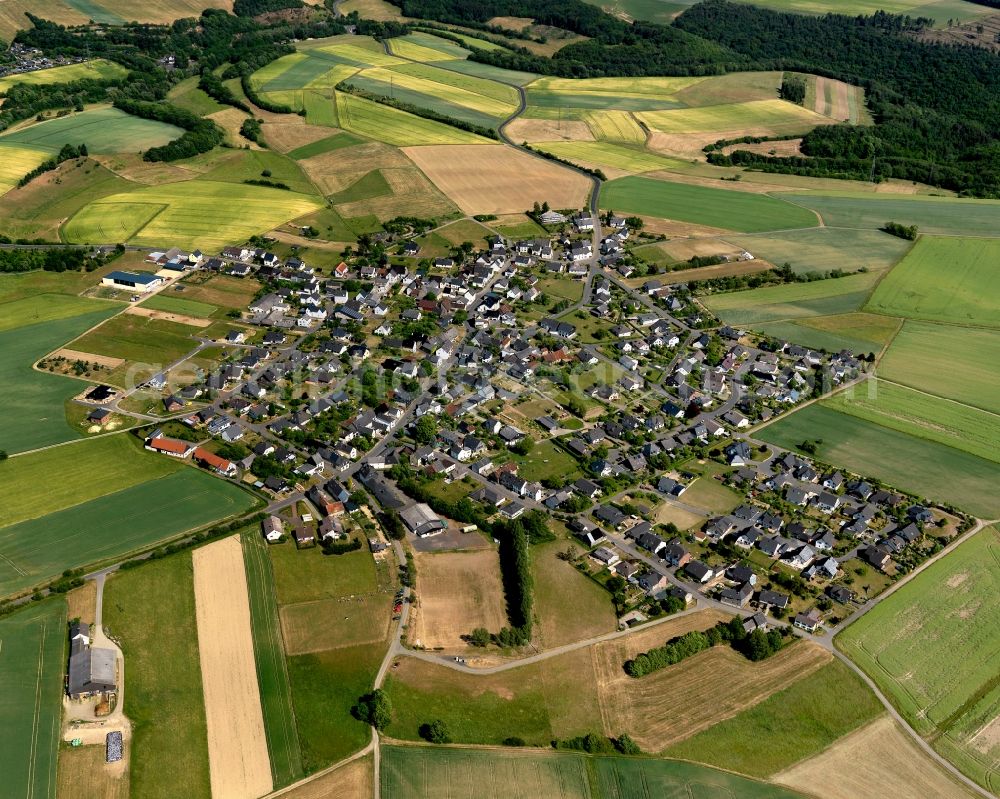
(663, 659, 883, 777)
(388, 31, 471, 61)
(242, 534, 303, 788)
(380, 746, 593, 799)
(0, 467, 256, 597)
(0, 306, 120, 454)
(0, 291, 119, 333)
(280, 594, 391, 654)
(775, 715, 980, 799)
(728, 227, 914, 275)
(412, 548, 507, 649)
(0, 599, 66, 799)
(824, 379, 1000, 464)
(56, 743, 130, 799)
(866, 236, 1000, 327)
(532, 539, 618, 649)
(778, 192, 1000, 236)
(838, 527, 1000, 792)
(166, 76, 227, 116)
(65, 179, 324, 251)
(287, 642, 385, 771)
(756, 404, 1000, 517)
(175, 273, 262, 314)
(701, 270, 883, 326)
(199, 149, 317, 196)
(269, 543, 377, 604)
(335, 92, 490, 146)
(104, 553, 211, 799)
(879, 321, 1000, 415)
(404, 143, 591, 215)
(0, 107, 183, 154)
(638, 98, 831, 135)
(585, 109, 647, 143)
(600, 176, 818, 232)
(68, 312, 201, 376)
(508, 438, 581, 482)
(754, 312, 899, 356)
(140, 294, 218, 320)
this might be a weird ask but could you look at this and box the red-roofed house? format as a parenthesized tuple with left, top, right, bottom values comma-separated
(193, 447, 237, 477)
(145, 436, 195, 459)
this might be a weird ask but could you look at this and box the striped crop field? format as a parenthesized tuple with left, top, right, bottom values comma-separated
(637, 98, 831, 135)
(334, 92, 491, 146)
(388, 31, 471, 61)
(584, 110, 647, 143)
(64, 180, 323, 250)
(0, 144, 50, 194)
(0, 58, 127, 92)
(0, 107, 183, 154)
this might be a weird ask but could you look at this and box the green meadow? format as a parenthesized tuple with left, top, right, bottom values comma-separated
(0, 107, 182, 154)
(729, 227, 913, 275)
(0, 306, 120, 454)
(0, 467, 256, 596)
(702, 270, 882, 326)
(825, 379, 1000, 464)
(601, 176, 818, 232)
(838, 527, 1000, 790)
(757, 404, 1000, 516)
(866, 236, 1000, 327)
(879, 321, 1000, 415)
(0, 600, 66, 799)
(777, 192, 1000, 236)
(104, 552, 211, 799)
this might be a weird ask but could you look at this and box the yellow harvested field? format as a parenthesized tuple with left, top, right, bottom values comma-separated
(192, 536, 272, 799)
(280, 594, 391, 655)
(536, 140, 683, 174)
(263, 121, 340, 153)
(585, 110, 646, 143)
(317, 43, 405, 67)
(775, 716, 979, 799)
(529, 75, 706, 96)
(413, 549, 508, 649)
(389, 37, 461, 61)
(300, 140, 410, 194)
(593, 631, 832, 752)
(207, 107, 258, 149)
(404, 144, 592, 214)
(505, 118, 594, 142)
(638, 99, 831, 135)
(65, 581, 98, 627)
(0, 144, 50, 194)
(57, 744, 129, 799)
(273, 755, 373, 799)
(339, 0, 406, 20)
(335, 165, 457, 220)
(55, 348, 126, 368)
(306, 63, 360, 89)
(125, 306, 212, 328)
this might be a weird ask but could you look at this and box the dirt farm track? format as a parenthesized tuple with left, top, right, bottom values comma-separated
(193, 536, 273, 799)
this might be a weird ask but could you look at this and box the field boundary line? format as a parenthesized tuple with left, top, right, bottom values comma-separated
(0, 552, 27, 576)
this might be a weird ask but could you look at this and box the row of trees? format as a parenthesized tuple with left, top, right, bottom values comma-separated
(18, 142, 87, 187)
(624, 616, 785, 677)
(0, 246, 110, 273)
(114, 98, 225, 162)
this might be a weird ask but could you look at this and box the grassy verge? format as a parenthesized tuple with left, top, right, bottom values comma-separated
(242, 532, 303, 787)
(103, 553, 211, 799)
